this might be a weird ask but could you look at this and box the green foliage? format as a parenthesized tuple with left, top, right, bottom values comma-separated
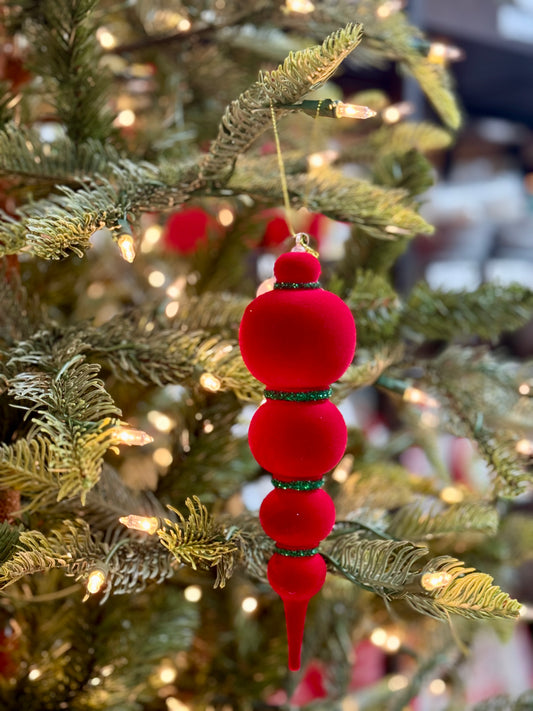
(421, 347, 533, 496)
(324, 534, 428, 593)
(0, 521, 21, 565)
(86, 309, 261, 401)
(200, 23, 364, 181)
(407, 556, 522, 620)
(388, 500, 499, 540)
(468, 691, 533, 711)
(158, 497, 239, 587)
(344, 269, 401, 347)
(3, 338, 121, 503)
(404, 55, 461, 130)
(405, 281, 533, 342)
(323, 533, 521, 622)
(10, 0, 114, 143)
(0, 160, 164, 259)
(0, 519, 99, 587)
(373, 149, 435, 196)
(0, 123, 121, 185)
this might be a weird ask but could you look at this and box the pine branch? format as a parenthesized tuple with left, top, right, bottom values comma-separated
(11, 0, 115, 143)
(0, 123, 121, 185)
(323, 534, 428, 594)
(157, 497, 239, 587)
(228, 167, 433, 240)
(4, 336, 122, 504)
(344, 270, 402, 347)
(0, 437, 63, 511)
(469, 691, 533, 711)
(200, 23, 364, 181)
(0, 519, 175, 602)
(404, 282, 533, 342)
(335, 345, 403, 398)
(421, 348, 532, 497)
(373, 149, 435, 197)
(388, 500, 499, 540)
(404, 57, 461, 130)
(0, 522, 21, 566)
(405, 556, 522, 620)
(0, 160, 165, 259)
(0, 519, 100, 587)
(0, 262, 46, 347)
(85, 311, 261, 401)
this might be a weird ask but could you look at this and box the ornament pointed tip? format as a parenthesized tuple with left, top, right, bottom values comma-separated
(283, 598, 309, 672)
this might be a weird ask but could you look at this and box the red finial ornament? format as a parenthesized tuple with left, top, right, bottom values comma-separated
(239, 244, 356, 670)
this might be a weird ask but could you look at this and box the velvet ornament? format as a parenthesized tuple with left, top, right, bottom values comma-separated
(249, 400, 347, 480)
(239, 253, 356, 389)
(260, 489, 335, 548)
(239, 248, 356, 672)
(268, 553, 327, 672)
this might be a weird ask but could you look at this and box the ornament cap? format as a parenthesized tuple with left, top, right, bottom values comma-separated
(274, 251, 321, 284)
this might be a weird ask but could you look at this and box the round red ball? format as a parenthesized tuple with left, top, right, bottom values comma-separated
(268, 552, 327, 600)
(249, 400, 346, 479)
(239, 288, 356, 389)
(260, 488, 335, 548)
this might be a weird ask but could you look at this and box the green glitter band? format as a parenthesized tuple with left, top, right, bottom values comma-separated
(274, 282, 320, 290)
(274, 546, 319, 557)
(272, 477, 325, 491)
(264, 388, 332, 402)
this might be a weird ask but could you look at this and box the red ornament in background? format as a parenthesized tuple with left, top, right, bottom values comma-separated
(163, 207, 220, 254)
(239, 246, 356, 671)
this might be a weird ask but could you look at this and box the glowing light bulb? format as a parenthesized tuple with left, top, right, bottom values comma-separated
(382, 101, 413, 124)
(142, 224, 162, 252)
(113, 427, 153, 446)
(256, 277, 276, 296)
(241, 596, 258, 613)
(403, 386, 439, 409)
(370, 627, 387, 647)
(159, 661, 177, 684)
(421, 571, 453, 591)
(148, 270, 166, 288)
(166, 699, 190, 711)
(516, 439, 533, 456)
(334, 102, 377, 119)
(153, 448, 173, 467)
(115, 109, 136, 127)
(86, 567, 107, 594)
(427, 42, 463, 65)
(28, 667, 42, 681)
(177, 18, 191, 31)
(332, 454, 353, 483)
(384, 633, 401, 652)
(388, 674, 408, 691)
(429, 678, 447, 695)
(440, 486, 464, 504)
(165, 301, 180, 318)
(166, 276, 187, 298)
(217, 207, 234, 226)
(147, 411, 175, 433)
(117, 234, 135, 262)
(199, 372, 222, 393)
(184, 585, 202, 602)
(119, 514, 159, 535)
(519, 382, 531, 395)
(285, 0, 315, 13)
(307, 149, 339, 169)
(96, 27, 117, 49)
(376, 0, 404, 18)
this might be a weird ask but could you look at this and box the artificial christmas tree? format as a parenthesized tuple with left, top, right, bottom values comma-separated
(0, 1, 532, 710)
